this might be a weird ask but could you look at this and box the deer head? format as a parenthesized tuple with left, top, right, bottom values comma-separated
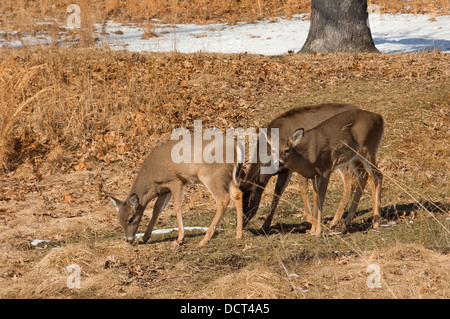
(110, 194, 143, 243)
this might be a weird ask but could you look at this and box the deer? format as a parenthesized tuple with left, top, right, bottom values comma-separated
(240, 103, 366, 232)
(110, 133, 244, 246)
(272, 109, 385, 237)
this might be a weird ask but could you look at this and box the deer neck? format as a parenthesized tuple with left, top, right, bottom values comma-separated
(129, 168, 158, 209)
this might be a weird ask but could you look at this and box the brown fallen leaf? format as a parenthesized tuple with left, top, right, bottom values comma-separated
(74, 161, 89, 171)
(103, 131, 116, 145)
(61, 193, 75, 203)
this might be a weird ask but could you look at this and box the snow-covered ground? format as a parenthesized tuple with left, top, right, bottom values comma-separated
(99, 14, 450, 54)
(1, 13, 449, 54)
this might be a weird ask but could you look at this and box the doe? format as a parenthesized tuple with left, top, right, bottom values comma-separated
(276, 109, 385, 237)
(110, 134, 244, 246)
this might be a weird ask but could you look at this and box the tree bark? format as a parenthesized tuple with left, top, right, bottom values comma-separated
(299, 0, 379, 53)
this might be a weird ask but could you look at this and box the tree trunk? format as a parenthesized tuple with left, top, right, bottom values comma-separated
(299, 0, 379, 53)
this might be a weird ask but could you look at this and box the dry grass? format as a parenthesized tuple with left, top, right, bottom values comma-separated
(280, 244, 450, 298)
(195, 265, 290, 299)
(1, 0, 448, 31)
(0, 47, 448, 299)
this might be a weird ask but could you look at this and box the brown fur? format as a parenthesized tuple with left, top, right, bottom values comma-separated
(110, 135, 243, 246)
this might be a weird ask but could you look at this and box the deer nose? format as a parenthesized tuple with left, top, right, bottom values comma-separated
(126, 236, 135, 244)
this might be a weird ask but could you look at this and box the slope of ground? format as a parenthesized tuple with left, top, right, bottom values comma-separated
(0, 49, 448, 298)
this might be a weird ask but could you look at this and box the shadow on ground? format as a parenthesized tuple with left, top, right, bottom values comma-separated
(248, 201, 449, 236)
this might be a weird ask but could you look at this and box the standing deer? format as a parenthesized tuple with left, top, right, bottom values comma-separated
(276, 109, 385, 237)
(110, 134, 244, 246)
(241, 103, 364, 232)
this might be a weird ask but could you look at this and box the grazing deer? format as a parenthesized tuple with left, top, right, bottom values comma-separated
(241, 103, 363, 232)
(275, 109, 385, 237)
(110, 134, 244, 246)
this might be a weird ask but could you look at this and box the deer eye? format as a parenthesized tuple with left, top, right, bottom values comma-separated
(128, 217, 134, 225)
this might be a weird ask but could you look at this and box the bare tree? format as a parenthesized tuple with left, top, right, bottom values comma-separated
(300, 0, 378, 53)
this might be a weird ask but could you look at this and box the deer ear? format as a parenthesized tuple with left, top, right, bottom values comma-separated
(289, 129, 304, 148)
(128, 193, 139, 210)
(109, 196, 123, 211)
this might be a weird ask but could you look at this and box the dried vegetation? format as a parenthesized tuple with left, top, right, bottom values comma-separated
(0, 0, 449, 299)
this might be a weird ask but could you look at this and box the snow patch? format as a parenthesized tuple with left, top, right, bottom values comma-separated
(1, 14, 449, 54)
(135, 226, 222, 238)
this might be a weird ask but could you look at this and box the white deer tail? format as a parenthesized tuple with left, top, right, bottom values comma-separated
(233, 141, 245, 186)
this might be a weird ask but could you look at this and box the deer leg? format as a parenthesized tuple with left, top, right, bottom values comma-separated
(261, 170, 292, 232)
(330, 167, 354, 228)
(297, 175, 313, 223)
(358, 158, 382, 229)
(374, 170, 383, 229)
(169, 181, 185, 244)
(199, 177, 230, 246)
(312, 180, 318, 224)
(368, 166, 383, 229)
(344, 166, 368, 227)
(199, 194, 229, 246)
(141, 192, 172, 244)
(314, 174, 330, 237)
(229, 182, 243, 240)
(310, 177, 318, 234)
(309, 177, 319, 233)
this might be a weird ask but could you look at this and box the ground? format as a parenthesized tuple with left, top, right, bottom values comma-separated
(0, 48, 449, 298)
